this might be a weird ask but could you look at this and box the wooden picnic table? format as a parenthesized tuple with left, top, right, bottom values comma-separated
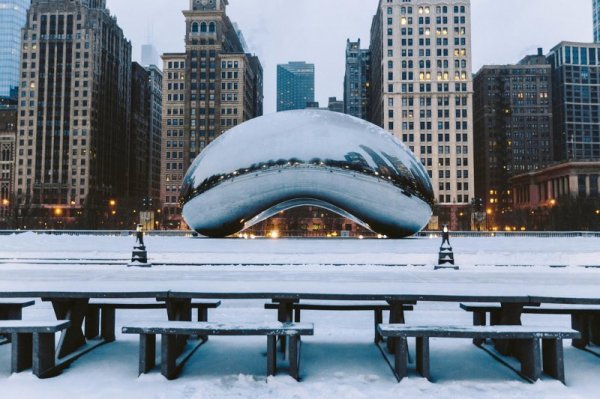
(0, 291, 168, 362)
(0, 289, 598, 367)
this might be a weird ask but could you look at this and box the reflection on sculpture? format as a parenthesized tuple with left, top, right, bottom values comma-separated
(181, 110, 435, 238)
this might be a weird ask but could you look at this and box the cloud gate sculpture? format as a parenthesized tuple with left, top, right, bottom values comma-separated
(181, 110, 434, 238)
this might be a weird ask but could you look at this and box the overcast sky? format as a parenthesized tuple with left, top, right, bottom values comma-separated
(107, 0, 592, 114)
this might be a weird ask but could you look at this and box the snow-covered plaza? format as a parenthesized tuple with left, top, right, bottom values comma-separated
(0, 233, 599, 398)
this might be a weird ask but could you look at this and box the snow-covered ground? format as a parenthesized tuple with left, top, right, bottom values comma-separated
(0, 234, 599, 398)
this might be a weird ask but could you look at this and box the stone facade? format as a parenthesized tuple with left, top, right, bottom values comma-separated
(160, 0, 263, 229)
(14, 0, 132, 228)
(369, 0, 474, 228)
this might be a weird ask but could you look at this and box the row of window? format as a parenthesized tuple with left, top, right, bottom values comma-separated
(190, 21, 217, 34)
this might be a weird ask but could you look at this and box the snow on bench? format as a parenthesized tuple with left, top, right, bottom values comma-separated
(122, 321, 314, 380)
(377, 324, 580, 384)
(265, 300, 414, 344)
(0, 320, 70, 378)
(0, 299, 36, 345)
(460, 302, 600, 349)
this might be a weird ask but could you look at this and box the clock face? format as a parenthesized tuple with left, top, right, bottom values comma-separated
(194, 0, 216, 9)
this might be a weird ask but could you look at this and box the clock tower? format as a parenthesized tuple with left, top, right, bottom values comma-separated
(189, 0, 227, 11)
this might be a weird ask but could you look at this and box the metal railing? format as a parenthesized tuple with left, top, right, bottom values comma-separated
(0, 230, 599, 238)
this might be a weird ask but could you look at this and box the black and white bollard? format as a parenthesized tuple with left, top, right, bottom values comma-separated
(128, 224, 152, 267)
(435, 224, 459, 270)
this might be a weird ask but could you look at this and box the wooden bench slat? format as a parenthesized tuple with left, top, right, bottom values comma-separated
(461, 303, 600, 314)
(123, 321, 314, 336)
(0, 320, 70, 333)
(378, 324, 580, 339)
(89, 299, 221, 309)
(264, 303, 401, 311)
(0, 299, 36, 307)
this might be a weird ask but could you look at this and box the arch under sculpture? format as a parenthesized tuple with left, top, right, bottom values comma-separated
(181, 110, 435, 238)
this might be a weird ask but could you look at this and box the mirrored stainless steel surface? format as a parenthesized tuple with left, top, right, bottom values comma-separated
(181, 110, 434, 238)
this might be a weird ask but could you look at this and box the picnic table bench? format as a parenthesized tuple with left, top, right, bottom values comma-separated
(84, 299, 221, 342)
(0, 320, 70, 378)
(0, 299, 36, 344)
(461, 303, 600, 349)
(378, 324, 580, 384)
(265, 300, 414, 343)
(122, 321, 314, 380)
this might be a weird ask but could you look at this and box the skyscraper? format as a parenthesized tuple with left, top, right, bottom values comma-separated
(368, 0, 474, 227)
(473, 49, 553, 219)
(141, 44, 159, 67)
(146, 64, 163, 206)
(15, 0, 132, 227)
(277, 61, 315, 112)
(0, 0, 29, 99)
(130, 62, 151, 204)
(160, 0, 263, 229)
(547, 42, 600, 161)
(344, 39, 370, 119)
(594, 0, 600, 43)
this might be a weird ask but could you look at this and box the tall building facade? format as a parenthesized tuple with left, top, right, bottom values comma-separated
(369, 0, 475, 226)
(473, 49, 554, 216)
(0, 98, 17, 226)
(276, 61, 315, 112)
(344, 39, 370, 119)
(130, 62, 151, 203)
(15, 0, 132, 227)
(594, 0, 600, 43)
(160, 0, 263, 228)
(0, 0, 30, 99)
(547, 42, 600, 161)
(146, 64, 162, 205)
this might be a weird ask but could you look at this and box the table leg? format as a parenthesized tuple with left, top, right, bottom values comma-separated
(589, 314, 600, 346)
(84, 305, 100, 340)
(374, 309, 383, 344)
(473, 310, 486, 346)
(11, 332, 32, 373)
(494, 303, 524, 357)
(571, 314, 590, 349)
(49, 298, 89, 359)
(267, 335, 277, 376)
(165, 298, 192, 355)
(0, 305, 23, 343)
(100, 306, 116, 342)
(289, 335, 300, 380)
(386, 301, 406, 353)
(274, 299, 295, 355)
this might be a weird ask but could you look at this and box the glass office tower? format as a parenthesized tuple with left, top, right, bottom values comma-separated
(0, 0, 29, 99)
(277, 62, 315, 112)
